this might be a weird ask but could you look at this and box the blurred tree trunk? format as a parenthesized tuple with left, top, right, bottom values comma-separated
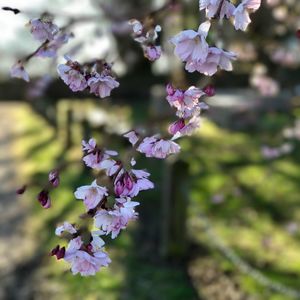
(161, 159, 189, 260)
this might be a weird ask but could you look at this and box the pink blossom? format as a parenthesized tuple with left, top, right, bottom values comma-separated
(185, 47, 237, 76)
(57, 62, 87, 92)
(74, 180, 108, 211)
(82, 139, 119, 174)
(166, 85, 205, 112)
(137, 136, 181, 159)
(199, 0, 235, 20)
(143, 45, 162, 61)
(171, 116, 202, 139)
(234, 0, 261, 31)
(36, 33, 71, 58)
(168, 119, 186, 135)
(55, 222, 77, 236)
(10, 62, 30, 82)
(88, 73, 120, 98)
(114, 169, 154, 197)
(29, 18, 59, 42)
(171, 21, 211, 64)
(94, 200, 139, 239)
(123, 131, 139, 146)
(64, 236, 111, 276)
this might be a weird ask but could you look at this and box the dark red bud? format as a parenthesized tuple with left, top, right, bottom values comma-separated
(37, 190, 51, 209)
(16, 185, 27, 195)
(296, 29, 300, 39)
(203, 85, 215, 97)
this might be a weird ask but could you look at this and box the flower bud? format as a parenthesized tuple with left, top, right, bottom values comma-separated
(16, 185, 27, 195)
(49, 169, 60, 188)
(203, 85, 215, 97)
(37, 190, 51, 209)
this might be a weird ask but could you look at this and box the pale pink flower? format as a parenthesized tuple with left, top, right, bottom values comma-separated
(10, 62, 30, 82)
(171, 116, 202, 139)
(171, 21, 211, 64)
(114, 169, 154, 198)
(74, 180, 108, 211)
(55, 222, 77, 236)
(185, 47, 237, 76)
(152, 139, 181, 159)
(166, 85, 205, 112)
(57, 63, 87, 92)
(88, 73, 120, 98)
(199, 0, 235, 19)
(29, 18, 59, 42)
(36, 33, 71, 58)
(64, 236, 111, 276)
(138, 136, 181, 159)
(123, 131, 139, 146)
(143, 45, 162, 61)
(82, 139, 119, 175)
(94, 200, 139, 239)
(168, 119, 186, 135)
(234, 0, 261, 31)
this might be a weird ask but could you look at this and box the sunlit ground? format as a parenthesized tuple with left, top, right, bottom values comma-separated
(4, 99, 300, 300)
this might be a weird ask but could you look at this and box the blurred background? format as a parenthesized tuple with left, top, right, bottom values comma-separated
(1, 0, 300, 299)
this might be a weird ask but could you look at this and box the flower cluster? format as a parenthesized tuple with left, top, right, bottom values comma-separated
(200, 0, 261, 31)
(129, 19, 162, 62)
(52, 225, 111, 276)
(10, 16, 71, 82)
(166, 84, 211, 139)
(57, 57, 120, 97)
(171, 21, 237, 76)
(52, 138, 154, 275)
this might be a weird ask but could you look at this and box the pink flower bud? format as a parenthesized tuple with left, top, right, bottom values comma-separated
(114, 181, 125, 196)
(37, 190, 51, 209)
(166, 83, 175, 96)
(168, 119, 185, 135)
(124, 173, 134, 190)
(16, 185, 27, 195)
(49, 169, 60, 188)
(203, 85, 215, 97)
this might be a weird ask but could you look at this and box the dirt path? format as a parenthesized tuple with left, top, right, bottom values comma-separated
(0, 102, 36, 300)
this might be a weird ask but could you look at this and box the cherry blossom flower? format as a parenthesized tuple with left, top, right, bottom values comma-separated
(143, 45, 162, 61)
(199, 0, 235, 20)
(10, 61, 30, 82)
(63, 236, 111, 276)
(88, 73, 120, 98)
(57, 60, 87, 92)
(82, 139, 119, 175)
(137, 136, 181, 159)
(185, 47, 237, 76)
(28, 18, 59, 42)
(37, 190, 51, 209)
(94, 199, 139, 239)
(171, 21, 211, 65)
(55, 221, 77, 236)
(169, 117, 201, 138)
(234, 0, 261, 31)
(36, 33, 71, 58)
(74, 180, 108, 211)
(114, 169, 154, 198)
(123, 131, 139, 146)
